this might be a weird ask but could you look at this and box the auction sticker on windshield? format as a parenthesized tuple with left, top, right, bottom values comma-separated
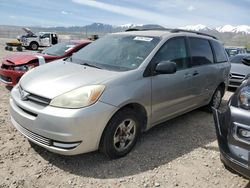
(133, 36, 153, 42)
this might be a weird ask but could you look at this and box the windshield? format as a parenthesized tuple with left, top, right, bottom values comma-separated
(71, 34, 160, 71)
(42, 42, 76, 56)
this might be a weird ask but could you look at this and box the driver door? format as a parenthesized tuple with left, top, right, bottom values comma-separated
(40, 33, 51, 46)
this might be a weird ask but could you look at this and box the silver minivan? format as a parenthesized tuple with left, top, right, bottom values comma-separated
(10, 29, 230, 158)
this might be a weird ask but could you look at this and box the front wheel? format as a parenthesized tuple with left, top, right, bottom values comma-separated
(100, 109, 141, 159)
(208, 86, 223, 111)
(29, 42, 38, 50)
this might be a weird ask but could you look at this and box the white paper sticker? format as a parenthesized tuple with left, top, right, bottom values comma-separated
(133, 36, 153, 42)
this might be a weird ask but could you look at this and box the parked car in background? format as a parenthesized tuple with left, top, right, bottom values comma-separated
(213, 68, 250, 178)
(229, 54, 250, 88)
(0, 40, 91, 86)
(18, 28, 58, 50)
(9, 29, 230, 159)
(226, 47, 247, 57)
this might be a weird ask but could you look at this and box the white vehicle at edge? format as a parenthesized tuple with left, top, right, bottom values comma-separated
(19, 28, 58, 50)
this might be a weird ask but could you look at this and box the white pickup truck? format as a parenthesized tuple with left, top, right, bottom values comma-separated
(19, 28, 58, 50)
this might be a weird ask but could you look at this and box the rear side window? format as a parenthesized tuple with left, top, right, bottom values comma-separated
(152, 37, 189, 70)
(189, 38, 214, 66)
(211, 41, 228, 63)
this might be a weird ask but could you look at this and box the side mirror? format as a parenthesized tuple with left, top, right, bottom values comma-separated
(242, 57, 250, 66)
(155, 61, 177, 74)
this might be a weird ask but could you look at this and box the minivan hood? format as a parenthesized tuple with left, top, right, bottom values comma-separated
(231, 63, 250, 76)
(20, 60, 119, 99)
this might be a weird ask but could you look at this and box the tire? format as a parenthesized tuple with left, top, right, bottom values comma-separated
(17, 46, 22, 51)
(100, 109, 142, 159)
(29, 42, 38, 50)
(207, 86, 223, 112)
(9, 46, 13, 51)
(5, 46, 8, 50)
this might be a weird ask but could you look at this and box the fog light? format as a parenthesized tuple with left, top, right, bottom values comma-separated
(53, 141, 81, 149)
(239, 129, 250, 138)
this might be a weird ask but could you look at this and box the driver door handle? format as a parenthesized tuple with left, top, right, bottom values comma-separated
(193, 71, 199, 76)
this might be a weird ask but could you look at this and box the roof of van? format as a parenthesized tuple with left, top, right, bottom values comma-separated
(114, 28, 218, 40)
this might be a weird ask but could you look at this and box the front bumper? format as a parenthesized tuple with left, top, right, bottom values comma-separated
(212, 106, 250, 179)
(0, 68, 24, 86)
(10, 86, 117, 155)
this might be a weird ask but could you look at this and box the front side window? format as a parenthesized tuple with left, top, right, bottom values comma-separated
(41, 33, 50, 38)
(71, 34, 160, 71)
(152, 37, 189, 70)
(189, 37, 214, 66)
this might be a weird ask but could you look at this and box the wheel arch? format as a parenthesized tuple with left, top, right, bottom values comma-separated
(98, 102, 148, 149)
(218, 82, 226, 97)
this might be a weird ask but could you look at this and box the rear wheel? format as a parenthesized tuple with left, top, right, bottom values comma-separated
(100, 109, 141, 159)
(17, 46, 22, 51)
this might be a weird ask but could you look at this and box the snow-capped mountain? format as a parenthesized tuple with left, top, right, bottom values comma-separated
(216, 25, 250, 34)
(181, 24, 250, 34)
(120, 23, 143, 28)
(216, 25, 236, 33)
(179, 24, 215, 32)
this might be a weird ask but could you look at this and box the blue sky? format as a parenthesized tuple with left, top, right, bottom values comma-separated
(0, 0, 250, 27)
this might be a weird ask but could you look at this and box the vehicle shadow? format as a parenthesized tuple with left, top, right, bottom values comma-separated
(32, 108, 219, 179)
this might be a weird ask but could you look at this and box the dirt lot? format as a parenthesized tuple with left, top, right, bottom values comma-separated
(0, 38, 249, 188)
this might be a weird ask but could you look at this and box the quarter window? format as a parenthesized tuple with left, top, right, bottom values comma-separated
(152, 37, 189, 70)
(211, 41, 228, 63)
(189, 38, 214, 66)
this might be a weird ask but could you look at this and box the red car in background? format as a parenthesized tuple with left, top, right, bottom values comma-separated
(0, 40, 91, 87)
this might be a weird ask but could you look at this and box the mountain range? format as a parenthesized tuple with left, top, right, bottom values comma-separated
(0, 23, 250, 46)
(180, 24, 250, 34)
(2, 23, 249, 34)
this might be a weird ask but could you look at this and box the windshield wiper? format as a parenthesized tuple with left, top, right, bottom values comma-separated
(81, 63, 102, 69)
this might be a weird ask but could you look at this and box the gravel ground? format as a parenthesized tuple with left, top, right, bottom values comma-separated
(0, 38, 249, 188)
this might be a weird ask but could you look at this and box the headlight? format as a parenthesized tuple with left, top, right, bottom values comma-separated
(50, 85, 105, 109)
(238, 86, 250, 110)
(14, 64, 35, 71)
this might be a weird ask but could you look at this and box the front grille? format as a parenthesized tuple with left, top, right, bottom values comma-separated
(230, 73, 246, 81)
(27, 94, 51, 105)
(19, 86, 51, 105)
(17, 105, 38, 117)
(229, 81, 242, 87)
(17, 123, 52, 146)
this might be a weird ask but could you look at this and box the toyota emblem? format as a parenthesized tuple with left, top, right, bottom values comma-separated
(19, 87, 30, 101)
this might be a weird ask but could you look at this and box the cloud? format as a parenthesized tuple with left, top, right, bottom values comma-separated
(72, 0, 186, 27)
(9, 15, 17, 19)
(187, 5, 195, 11)
(61, 10, 73, 15)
